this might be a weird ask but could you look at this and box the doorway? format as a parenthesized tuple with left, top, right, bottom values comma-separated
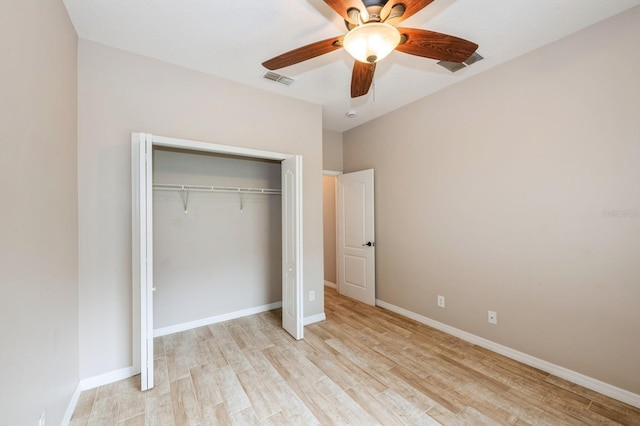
(152, 148, 282, 335)
(322, 172, 339, 289)
(322, 169, 376, 306)
(132, 133, 303, 391)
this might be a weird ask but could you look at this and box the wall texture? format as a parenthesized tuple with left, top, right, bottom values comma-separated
(344, 7, 640, 394)
(78, 40, 324, 379)
(0, 1, 79, 424)
(153, 149, 282, 329)
(322, 129, 344, 172)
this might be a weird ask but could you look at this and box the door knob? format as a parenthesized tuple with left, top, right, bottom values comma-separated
(362, 241, 375, 247)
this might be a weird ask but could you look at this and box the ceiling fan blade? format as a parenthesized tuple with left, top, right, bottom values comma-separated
(351, 61, 376, 98)
(324, 0, 367, 24)
(381, 0, 435, 24)
(396, 28, 478, 63)
(262, 36, 343, 70)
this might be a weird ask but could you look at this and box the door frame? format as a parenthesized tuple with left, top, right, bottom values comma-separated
(132, 133, 304, 391)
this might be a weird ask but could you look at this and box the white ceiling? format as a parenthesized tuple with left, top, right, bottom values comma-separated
(63, 0, 640, 132)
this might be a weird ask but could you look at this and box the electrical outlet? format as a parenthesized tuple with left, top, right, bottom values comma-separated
(309, 291, 315, 301)
(39, 411, 45, 426)
(488, 310, 498, 324)
(437, 295, 445, 308)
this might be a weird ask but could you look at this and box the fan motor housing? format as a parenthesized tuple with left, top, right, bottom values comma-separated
(363, 0, 387, 6)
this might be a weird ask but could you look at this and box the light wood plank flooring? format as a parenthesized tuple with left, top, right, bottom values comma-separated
(71, 288, 640, 425)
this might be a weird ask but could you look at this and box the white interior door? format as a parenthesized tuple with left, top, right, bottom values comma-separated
(337, 169, 375, 305)
(281, 156, 303, 340)
(131, 133, 154, 391)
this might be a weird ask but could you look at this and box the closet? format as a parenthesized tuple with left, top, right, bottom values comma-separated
(132, 133, 302, 391)
(152, 147, 282, 334)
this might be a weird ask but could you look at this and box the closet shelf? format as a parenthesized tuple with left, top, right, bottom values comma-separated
(153, 183, 281, 195)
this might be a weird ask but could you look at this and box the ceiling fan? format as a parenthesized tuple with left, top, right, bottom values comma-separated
(262, 0, 479, 98)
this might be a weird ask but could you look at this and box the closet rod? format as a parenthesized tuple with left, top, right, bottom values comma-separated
(152, 183, 281, 195)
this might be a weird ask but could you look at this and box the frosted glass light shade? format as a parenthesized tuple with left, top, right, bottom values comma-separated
(343, 23, 401, 64)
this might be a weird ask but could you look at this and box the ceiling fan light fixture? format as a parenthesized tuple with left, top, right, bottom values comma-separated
(343, 23, 401, 64)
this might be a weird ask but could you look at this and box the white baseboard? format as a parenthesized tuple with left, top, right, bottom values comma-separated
(154, 302, 326, 337)
(61, 383, 82, 426)
(79, 366, 137, 391)
(154, 301, 283, 337)
(304, 312, 326, 325)
(376, 299, 640, 409)
(324, 280, 337, 289)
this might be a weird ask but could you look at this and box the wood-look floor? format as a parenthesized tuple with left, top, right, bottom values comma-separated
(71, 287, 640, 425)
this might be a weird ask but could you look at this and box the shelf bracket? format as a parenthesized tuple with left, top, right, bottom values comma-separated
(181, 188, 189, 214)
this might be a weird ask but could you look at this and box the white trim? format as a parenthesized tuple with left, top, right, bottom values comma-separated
(333, 176, 339, 294)
(61, 383, 82, 426)
(154, 302, 283, 337)
(79, 366, 137, 391)
(304, 313, 327, 325)
(376, 299, 640, 409)
(323, 170, 342, 176)
(324, 280, 337, 289)
(152, 135, 290, 161)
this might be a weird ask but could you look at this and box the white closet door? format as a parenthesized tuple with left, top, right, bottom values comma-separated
(281, 156, 303, 340)
(131, 133, 154, 390)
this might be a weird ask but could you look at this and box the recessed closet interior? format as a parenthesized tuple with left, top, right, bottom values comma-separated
(152, 146, 282, 332)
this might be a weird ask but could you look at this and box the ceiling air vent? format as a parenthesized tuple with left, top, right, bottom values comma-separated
(437, 52, 484, 73)
(263, 71, 294, 86)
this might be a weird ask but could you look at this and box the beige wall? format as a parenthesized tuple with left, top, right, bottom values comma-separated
(0, 1, 79, 424)
(323, 129, 344, 172)
(344, 7, 640, 394)
(323, 176, 337, 284)
(78, 40, 324, 379)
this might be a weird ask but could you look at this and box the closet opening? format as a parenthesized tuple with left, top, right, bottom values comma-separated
(132, 133, 303, 391)
(152, 147, 282, 336)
